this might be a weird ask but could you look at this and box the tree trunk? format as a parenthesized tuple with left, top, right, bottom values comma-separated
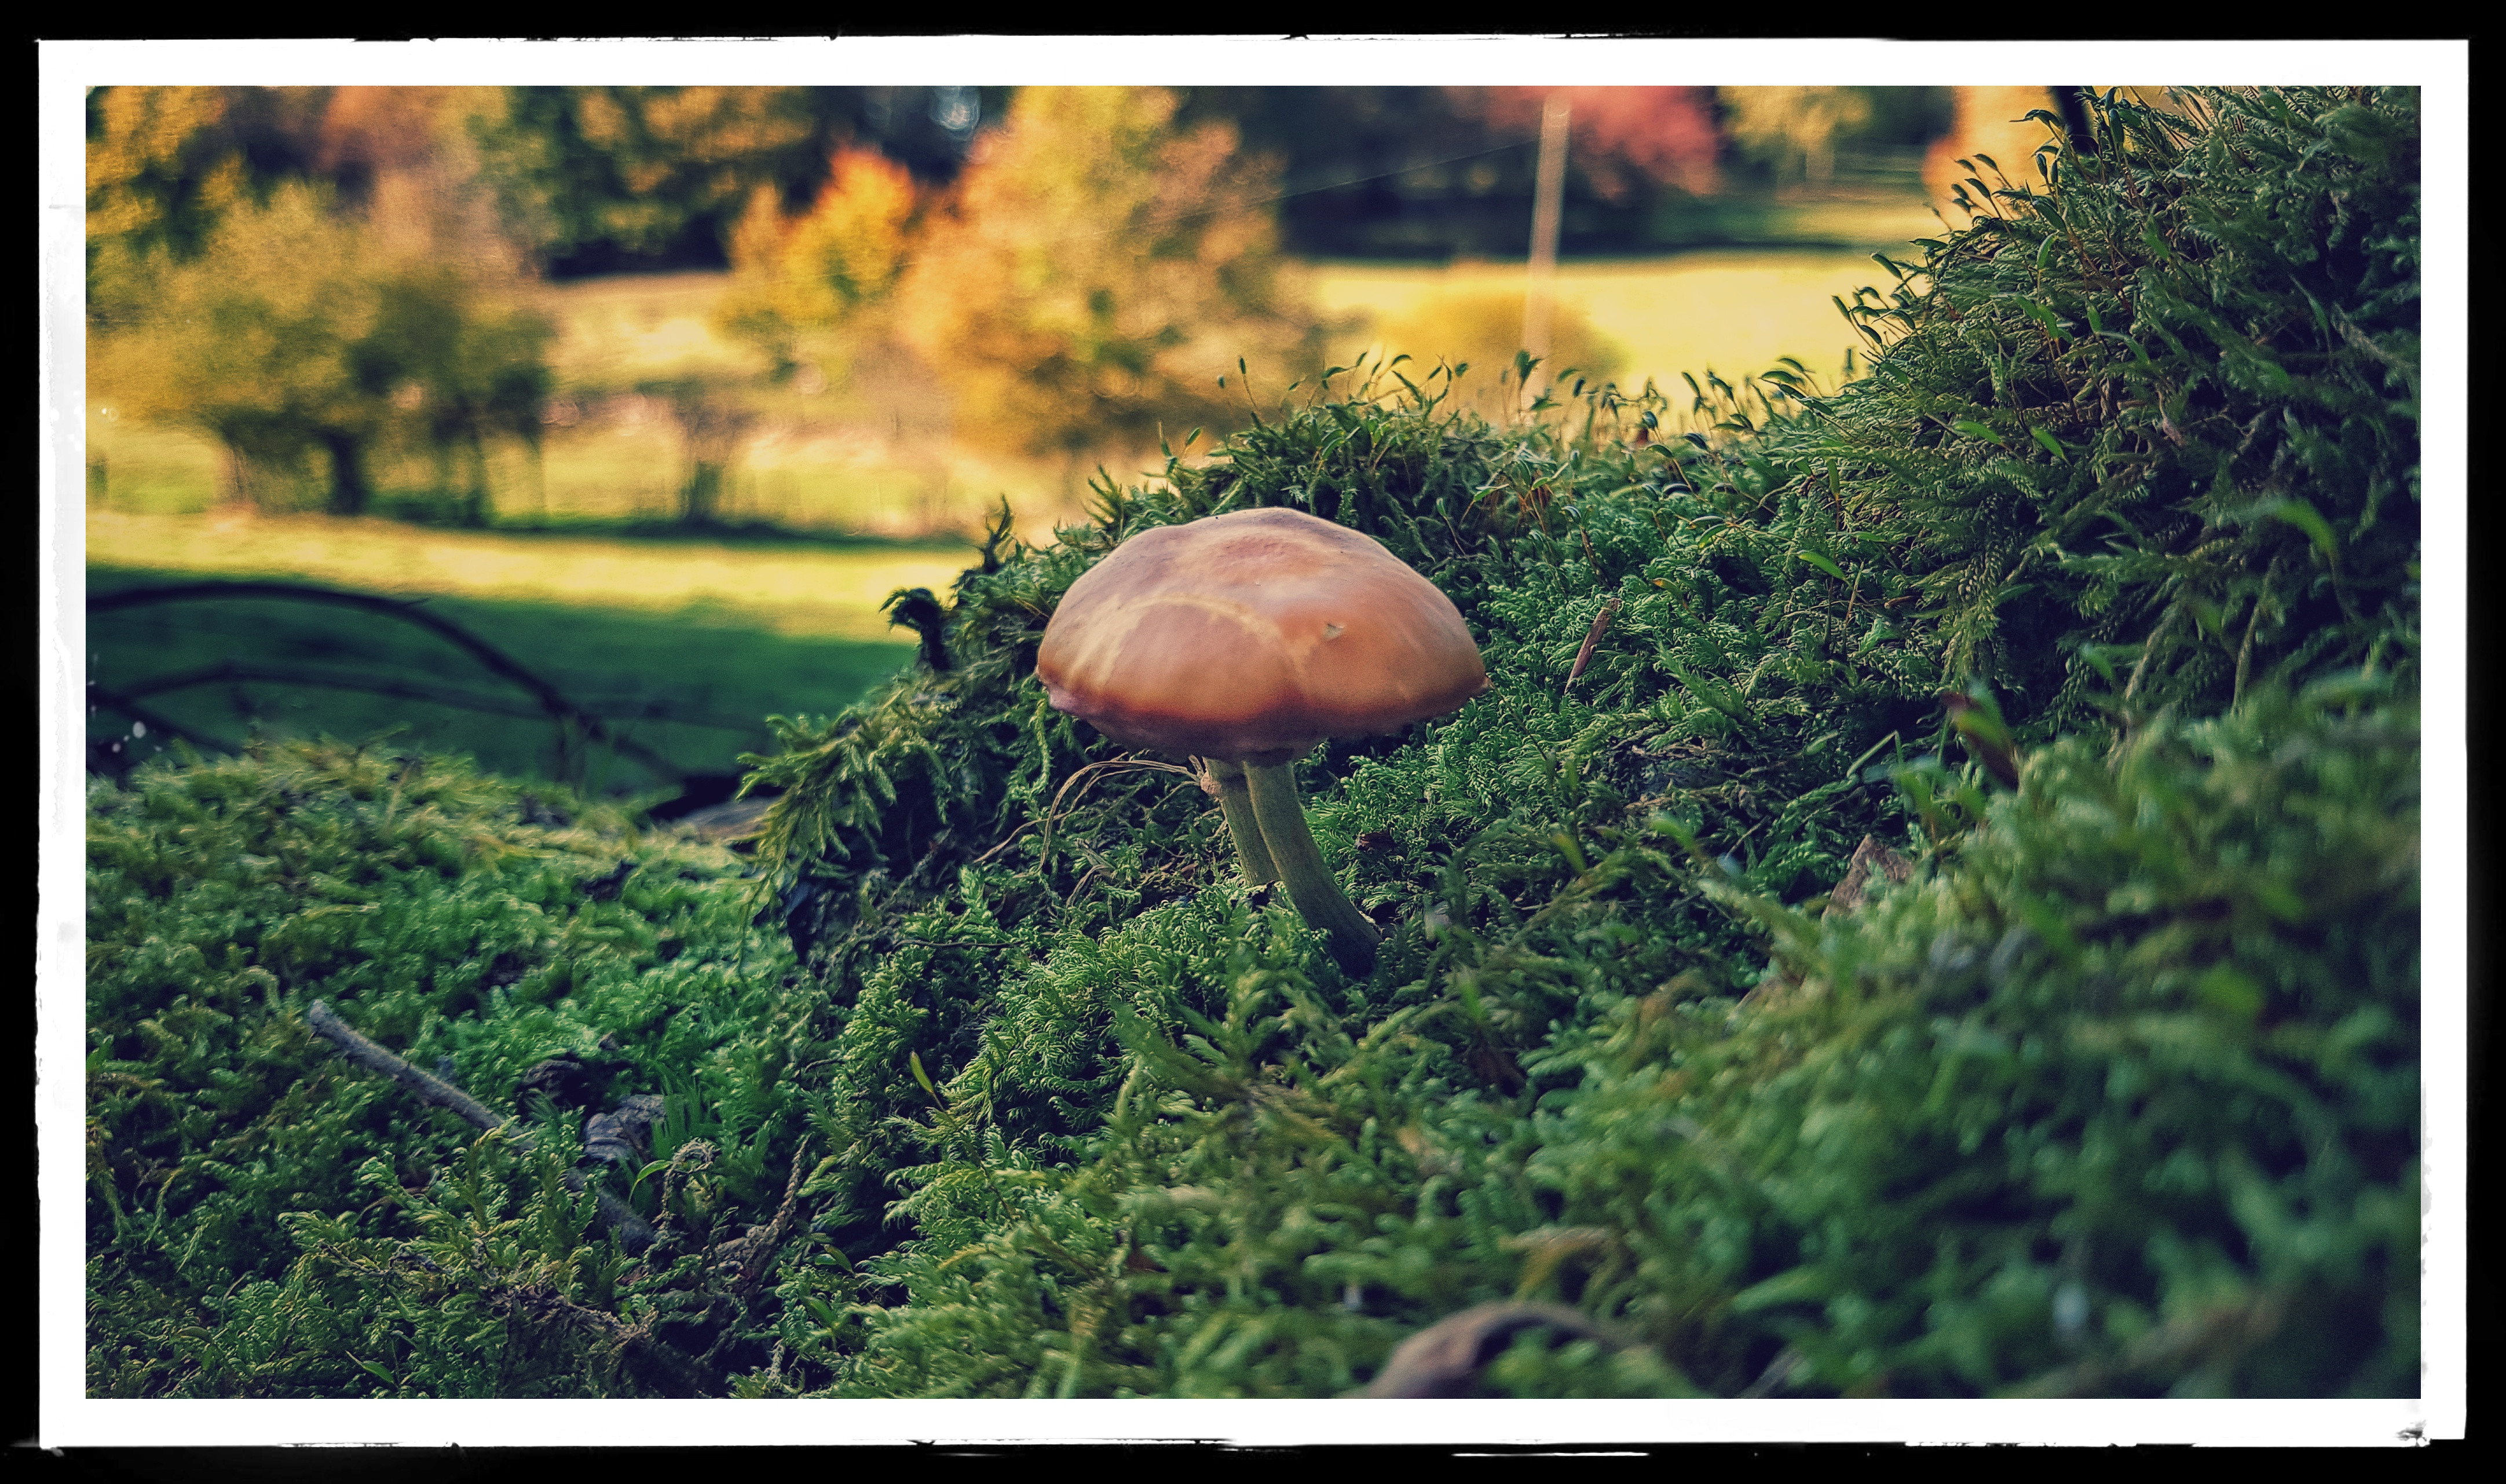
(681, 460, 723, 527)
(664, 386, 749, 528)
(321, 431, 370, 517)
(2054, 87, 2099, 156)
(462, 433, 492, 527)
(217, 441, 255, 508)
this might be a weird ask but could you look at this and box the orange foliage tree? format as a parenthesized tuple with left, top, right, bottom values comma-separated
(1457, 87, 1722, 199)
(897, 86, 1320, 468)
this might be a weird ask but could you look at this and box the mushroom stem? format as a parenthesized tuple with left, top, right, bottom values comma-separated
(1205, 759, 1281, 887)
(1242, 761, 1380, 977)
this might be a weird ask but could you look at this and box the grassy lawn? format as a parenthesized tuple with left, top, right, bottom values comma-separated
(81, 420, 225, 516)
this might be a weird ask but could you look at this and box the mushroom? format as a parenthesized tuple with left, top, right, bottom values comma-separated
(1035, 507, 1488, 976)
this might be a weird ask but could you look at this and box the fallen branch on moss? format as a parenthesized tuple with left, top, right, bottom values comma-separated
(1563, 596, 1622, 696)
(1823, 834, 1914, 918)
(1361, 1302, 1629, 1398)
(305, 999, 658, 1254)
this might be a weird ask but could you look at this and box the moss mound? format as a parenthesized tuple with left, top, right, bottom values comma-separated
(85, 86, 2420, 1398)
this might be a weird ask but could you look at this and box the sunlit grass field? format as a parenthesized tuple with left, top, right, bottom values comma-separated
(1315, 249, 1914, 395)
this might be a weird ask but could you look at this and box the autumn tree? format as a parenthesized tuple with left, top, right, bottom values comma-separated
(86, 85, 247, 284)
(898, 86, 1320, 469)
(85, 86, 335, 258)
(85, 85, 335, 335)
(313, 86, 529, 281)
(460, 86, 823, 272)
(1464, 86, 1724, 199)
(714, 147, 921, 382)
(455, 86, 1015, 274)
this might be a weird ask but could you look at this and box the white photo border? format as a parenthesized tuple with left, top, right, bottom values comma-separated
(38, 35, 2468, 1448)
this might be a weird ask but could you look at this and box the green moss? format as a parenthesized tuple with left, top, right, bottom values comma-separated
(86, 86, 2419, 1399)
(84, 738, 806, 1396)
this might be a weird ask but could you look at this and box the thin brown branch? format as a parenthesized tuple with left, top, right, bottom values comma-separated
(306, 999, 505, 1131)
(1037, 756, 1195, 871)
(731, 1143, 814, 1305)
(968, 819, 1041, 867)
(305, 999, 657, 1253)
(1360, 1302, 1626, 1398)
(692, 1144, 815, 1372)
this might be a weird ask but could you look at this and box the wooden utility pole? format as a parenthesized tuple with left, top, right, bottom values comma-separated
(1520, 93, 1571, 416)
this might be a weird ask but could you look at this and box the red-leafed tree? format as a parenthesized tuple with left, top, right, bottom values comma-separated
(1457, 86, 1722, 198)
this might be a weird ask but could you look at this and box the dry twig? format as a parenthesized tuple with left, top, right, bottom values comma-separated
(305, 999, 657, 1252)
(1360, 1301, 1626, 1397)
(1563, 598, 1623, 697)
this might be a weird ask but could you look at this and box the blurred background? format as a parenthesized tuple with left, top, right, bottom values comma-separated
(82, 83, 2102, 805)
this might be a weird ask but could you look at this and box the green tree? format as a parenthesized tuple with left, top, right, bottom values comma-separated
(627, 375, 759, 529)
(459, 86, 821, 271)
(93, 181, 551, 519)
(898, 86, 1320, 468)
(370, 266, 556, 525)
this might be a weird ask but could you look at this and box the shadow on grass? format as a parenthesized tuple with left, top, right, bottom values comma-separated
(85, 565, 917, 799)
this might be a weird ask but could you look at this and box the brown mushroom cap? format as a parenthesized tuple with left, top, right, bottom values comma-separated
(1036, 507, 1490, 765)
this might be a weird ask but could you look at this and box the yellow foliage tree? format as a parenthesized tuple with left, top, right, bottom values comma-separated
(714, 148, 921, 382)
(87, 86, 244, 258)
(86, 86, 258, 333)
(898, 86, 1319, 466)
